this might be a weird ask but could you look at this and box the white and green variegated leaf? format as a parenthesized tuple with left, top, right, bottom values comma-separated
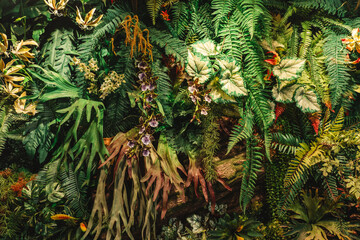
(191, 38, 221, 56)
(219, 70, 247, 97)
(186, 50, 213, 84)
(272, 83, 299, 103)
(294, 87, 321, 113)
(273, 58, 306, 81)
(208, 78, 236, 103)
(217, 56, 240, 73)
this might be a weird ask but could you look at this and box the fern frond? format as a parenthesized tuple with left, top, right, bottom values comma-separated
(288, 25, 300, 57)
(299, 22, 312, 58)
(60, 165, 89, 218)
(149, 28, 187, 66)
(284, 142, 320, 188)
(227, 110, 254, 154)
(146, 0, 163, 25)
(233, 0, 271, 39)
(0, 106, 11, 157)
(152, 56, 174, 125)
(171, 1, 189, 38)
(239, 138, 263, 212)
(322, 173, 339, 200)
(324, 31, 353, 108)
(271, 132, 301, 155)
(217, 19, 243, 63)
(211, 0, 234, 36)
(291, 0, 347, 17)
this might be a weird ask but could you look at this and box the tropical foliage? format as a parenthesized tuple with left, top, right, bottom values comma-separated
(1, 0, 360, 239)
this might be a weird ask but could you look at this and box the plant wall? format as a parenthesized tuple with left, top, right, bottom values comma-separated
(1, 0, 360, 239)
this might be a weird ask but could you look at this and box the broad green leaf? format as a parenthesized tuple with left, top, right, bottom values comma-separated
(272, 83, 299, 103)
(294, 87, 321, 113)
(191, 38, 221, 56)
(273, 58, 306, 81)
(186, 50, 213, 84)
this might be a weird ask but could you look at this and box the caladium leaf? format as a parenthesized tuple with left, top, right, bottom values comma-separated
(191, 38, 221, 56)
(272, 83, 299, 103)
(217, 57, 247, 97)
(220, 71, 247, 97)
(186, 50, 213, 84)
(208, 78, 236, 103)
(294, 87, 321, 113)
(217, 56, 240, 72)
(273, 58, 306, 81)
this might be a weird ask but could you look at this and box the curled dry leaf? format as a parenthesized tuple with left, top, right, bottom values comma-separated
(2, 82, 22, 97)
(0, 33, 9, 56)
(11, 39, 38, 62)
(0, 58, 25, 85)
(44, 0, 69, 16)
(14, 92, 37, 115)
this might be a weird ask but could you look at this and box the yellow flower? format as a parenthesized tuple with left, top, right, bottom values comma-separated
(236, 236, 244, 240)
(342, 28, 360, 53)
(76, 7, 103, 30)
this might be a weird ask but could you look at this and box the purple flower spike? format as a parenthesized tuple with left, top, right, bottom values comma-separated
(204, 94, 212, 103)
(149, 83, 156, 91)
(138, 61, 148, 70)
(141, 83, 149, 91)
(139, 126, 145, 134)
(127, 141, 135, 148)
(142, 148, 150, 157)
(149, 118, 159, 128)
(188, 85, 197, 93)
(146, 95, 153, 102)
(141, 134, 151, 145)
(138, 72, 147, 81)
(190, 95, 198, 103)
(201, 108, 208, 115)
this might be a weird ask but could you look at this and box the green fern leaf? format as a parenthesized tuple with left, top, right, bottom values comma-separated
(147, 0, 163, 25)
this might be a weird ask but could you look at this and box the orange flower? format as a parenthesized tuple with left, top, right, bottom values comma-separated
(342, 28, 360, 53)
(80, 222, 87, 232)
(10, 177, 28, 197)
(0, 168, 12, 178)
(264, 51, 280, 65)
(160, 10, 170, 21)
